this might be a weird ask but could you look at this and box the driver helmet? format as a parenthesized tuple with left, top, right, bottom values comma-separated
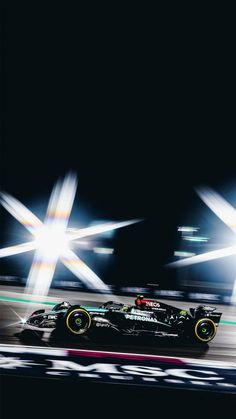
(60, 301, 70, 309)
(54, 301, 71, 311)
(135, 295, 144, 307)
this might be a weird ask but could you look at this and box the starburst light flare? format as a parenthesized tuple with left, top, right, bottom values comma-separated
(0, 172, 142, 297)
(168, 186, 236, 271)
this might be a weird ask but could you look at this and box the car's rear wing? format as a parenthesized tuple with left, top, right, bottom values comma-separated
(190, 305, 222, 325)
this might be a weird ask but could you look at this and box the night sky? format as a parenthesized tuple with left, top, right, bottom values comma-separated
(1, 6, 235, 288)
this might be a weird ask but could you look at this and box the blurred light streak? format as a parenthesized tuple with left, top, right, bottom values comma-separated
(0, 241, 37, 258)
(0, 192, 43, 235)
(0, 320, 22, 329)
(168, 187, 236, 306)
(93, 247, 114, 254)
(174, 251, 196, 257)
(0, 302, 27, 329)
(9, 308, 23, 322)
(71, 240, 90, 247)
(61, 249, 110, 291)
(195, 186, 236, 233)
(168, 186, 236, 288)
(169, 245, 236, 268)
(178, 226, 199, 232)
(231, 279, 236, 304)
(0, 173, 141, 298)
(182, 236, 209, 242)
(67, 219, 143, 241)
(25, 173, 77, 297)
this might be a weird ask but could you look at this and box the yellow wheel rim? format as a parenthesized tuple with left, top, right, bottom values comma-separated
(66, 309, 92, 335)
(194, 318, 216, 342)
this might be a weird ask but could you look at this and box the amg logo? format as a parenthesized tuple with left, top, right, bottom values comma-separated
(125, 314, 158, 322)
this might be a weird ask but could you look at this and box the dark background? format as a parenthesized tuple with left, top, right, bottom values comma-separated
(1, 5, 235, 292)
(1, 376, 236, 417)
(1, 4, 236, 417)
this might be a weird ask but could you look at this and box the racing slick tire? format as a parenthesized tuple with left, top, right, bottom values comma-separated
(193, 318, 216, 343)
(61, 306, 92, 336)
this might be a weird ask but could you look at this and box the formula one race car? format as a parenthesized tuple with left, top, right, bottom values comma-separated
(22, 295, 222, 343)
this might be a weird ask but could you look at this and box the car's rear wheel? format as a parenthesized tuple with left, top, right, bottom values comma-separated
(64, 307, 92, 336)
(194, 318, 216, 343)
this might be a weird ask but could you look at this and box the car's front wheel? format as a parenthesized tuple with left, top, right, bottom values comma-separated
(63, 306, 92, 336)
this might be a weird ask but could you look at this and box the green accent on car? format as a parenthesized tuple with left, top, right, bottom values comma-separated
(82, 306, 108, 313)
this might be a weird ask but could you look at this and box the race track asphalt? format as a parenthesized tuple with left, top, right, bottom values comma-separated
(1, 286, 236, 362)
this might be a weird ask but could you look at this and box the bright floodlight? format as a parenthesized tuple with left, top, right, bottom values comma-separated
(168, 186, 236, 303)
(0, 172, 142, 297)
(34, 226, 69, 257)
(168, 186, 236, 269)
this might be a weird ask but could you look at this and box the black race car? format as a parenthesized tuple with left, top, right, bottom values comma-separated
(22, 295, 222, 343)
